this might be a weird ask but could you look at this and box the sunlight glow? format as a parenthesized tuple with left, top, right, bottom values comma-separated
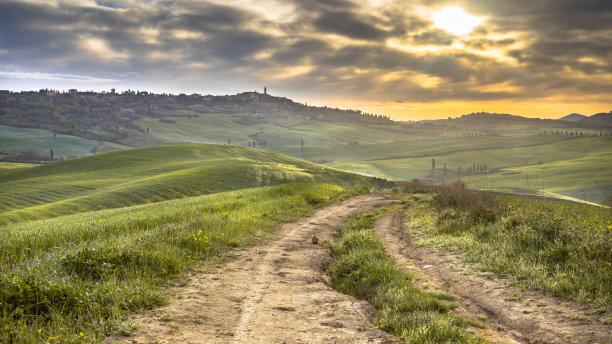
(433, 7, 483, 36)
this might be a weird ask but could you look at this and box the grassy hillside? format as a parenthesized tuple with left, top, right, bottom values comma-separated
(0, 144, 367, 225)
(0, 183, 357, 343)
(140, 112, 406, 148)
(0, 125, 126, 160)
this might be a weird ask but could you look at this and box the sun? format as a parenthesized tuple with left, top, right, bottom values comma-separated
(432, 6, 483, 36)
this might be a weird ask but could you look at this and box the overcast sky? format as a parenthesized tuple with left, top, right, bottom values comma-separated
(0, 0, 610, 119)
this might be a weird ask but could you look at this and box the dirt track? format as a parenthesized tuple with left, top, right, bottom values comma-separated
(114, 196, 611, 344)
(116, 194, 401, 344)
(373, 211, 612, 344)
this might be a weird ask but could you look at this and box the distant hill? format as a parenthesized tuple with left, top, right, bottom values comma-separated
(558, 111, 612, 127)
(0, 90, 391, 146)
(582, 111, 612, 126)
(559, 113, 588, 122)
(436, 112, 612, 133)
(0, 144, 367, 224)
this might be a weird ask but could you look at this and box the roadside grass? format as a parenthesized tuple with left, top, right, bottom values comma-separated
(404, 182, 612, 308)
(327, 207, 488, 343)
(0, 144, 367, 225)
(0, 183, 362, 343)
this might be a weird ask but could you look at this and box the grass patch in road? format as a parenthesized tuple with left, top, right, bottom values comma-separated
(328, 207, 488, 343)
(404, 182, 612, 309)
(0, 183, 360, 343)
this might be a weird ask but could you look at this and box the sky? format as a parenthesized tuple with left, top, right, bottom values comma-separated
(0, 0, 611, 120)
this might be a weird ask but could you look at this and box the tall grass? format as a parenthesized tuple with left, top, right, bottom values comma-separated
(328, 208, 488, 343)
(0, 183, 360, 343)
(405, 184, 612, 308)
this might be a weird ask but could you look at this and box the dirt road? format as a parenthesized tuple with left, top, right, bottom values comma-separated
(373, 211, 612, 344)
(117, 194, 401, 344)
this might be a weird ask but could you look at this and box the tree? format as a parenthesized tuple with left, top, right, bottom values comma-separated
(50, 148, 54, 160)
(432, 158, 435, 172)
(228, 138, 231, 145)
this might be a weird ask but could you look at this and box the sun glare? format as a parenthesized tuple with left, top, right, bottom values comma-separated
(432, 6, 483, 36)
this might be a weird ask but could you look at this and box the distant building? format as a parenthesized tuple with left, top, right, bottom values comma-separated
(111, 88, 116, 95)
(68, 89, 77, 95)
(46, 89, 56, 96)
(264, 86, 267, 95)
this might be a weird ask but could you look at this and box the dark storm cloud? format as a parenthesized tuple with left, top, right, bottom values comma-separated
(0, 1, 73, 51)
(313, 10, 393, 40)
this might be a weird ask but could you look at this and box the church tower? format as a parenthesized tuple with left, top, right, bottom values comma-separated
(264, 86, 267, 95)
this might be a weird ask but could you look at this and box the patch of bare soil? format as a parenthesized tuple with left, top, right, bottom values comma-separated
(374, 211, 612, 344)
(112, 194, 402, 344)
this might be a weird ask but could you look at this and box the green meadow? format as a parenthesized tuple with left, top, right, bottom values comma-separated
(140, 111, 407, 147)
(0, 125, 125, 159)
(0, 144, 366, 225)
(140, 112, 612, 204)
(309, 136, 611, 204)
(4, 107, 610, 204)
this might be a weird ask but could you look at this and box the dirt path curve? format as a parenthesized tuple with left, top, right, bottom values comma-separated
(373, 211, 612, 344)
(117, 194, 402, 344)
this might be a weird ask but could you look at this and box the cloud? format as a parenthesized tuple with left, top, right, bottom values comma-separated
(0, 71, 119, 83)
(0, 0, 609, 109)
(412, 29, 456, 46)
(312, 10, 393, 40)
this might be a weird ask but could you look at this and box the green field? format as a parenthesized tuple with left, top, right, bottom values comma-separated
(310, 136, 611, 204)
(3, 109, 611, 204)
(0, 144, 367, 225)
(140, 111, 408, 148)
(140, 113, 612, 204)
(0, 125, 126, 159)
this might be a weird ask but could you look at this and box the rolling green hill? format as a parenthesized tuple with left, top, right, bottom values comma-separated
(2, 90, 611, 205)
(0, 144, 367, 225)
